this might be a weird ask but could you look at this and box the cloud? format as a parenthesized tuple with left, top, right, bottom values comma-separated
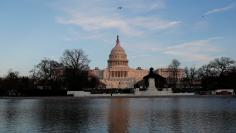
(57, 14, 143, 36)
(58, 15, 180, 36)
(130, 54, 152, 59)
(125, 37, 223, 63)
(62, 28, 113, 44)
(55, 0, 180, 36)
(123, 0, 166, 12)
(192, 20, 209, 31)
(162, 38, 222, 62)
(130, 17, 181, 30)
(205, 3, 234, 15)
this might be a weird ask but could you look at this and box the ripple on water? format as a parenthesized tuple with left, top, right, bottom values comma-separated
(0, 97, 236, 133)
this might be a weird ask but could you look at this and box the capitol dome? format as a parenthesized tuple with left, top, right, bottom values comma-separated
(108, 35, 128, 67)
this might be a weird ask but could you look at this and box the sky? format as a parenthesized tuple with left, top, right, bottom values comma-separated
(0, 0, 236, 76)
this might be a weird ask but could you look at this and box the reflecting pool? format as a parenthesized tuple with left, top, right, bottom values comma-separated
(0, 97, 236, 133)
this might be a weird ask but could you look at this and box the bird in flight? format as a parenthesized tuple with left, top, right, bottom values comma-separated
(117, 6, 123, 10)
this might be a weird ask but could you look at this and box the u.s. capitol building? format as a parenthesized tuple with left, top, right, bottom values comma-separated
(90, 35, 184, 89)
(90, 36, 148, 88)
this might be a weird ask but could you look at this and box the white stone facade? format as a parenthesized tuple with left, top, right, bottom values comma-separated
(90, 36, 185, 89)
(155, 68, 184, 80)
(90, 36, 148, 88)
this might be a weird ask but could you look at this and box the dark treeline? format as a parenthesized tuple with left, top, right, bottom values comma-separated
(197, 57, 236, 90)
(0, 48, 236, 96)
(179, 57, 236, 93)
(0, 49, 101, 96)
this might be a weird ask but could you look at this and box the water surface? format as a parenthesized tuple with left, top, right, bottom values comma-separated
(0, 97, 236, 133)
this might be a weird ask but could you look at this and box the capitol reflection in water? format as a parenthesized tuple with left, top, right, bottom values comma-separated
(0, 97, 236, 133)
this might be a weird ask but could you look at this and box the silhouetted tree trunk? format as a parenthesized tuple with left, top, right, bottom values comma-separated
(168, 59, 180, 89)
(184, 66, 197, 89)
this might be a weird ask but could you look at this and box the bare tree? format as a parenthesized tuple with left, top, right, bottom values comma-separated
(209, 57, 235, 76)
(169, 59, 181, 69)
(198, 57, 236, 90)
(168, 59, 181, 88)
(61, 49, 91, 90)
(31, 58, 61, 80)
(61, 49, 90, 71)
(4, 70, 20, 96)
(184, 66, 197, 89)
(6, 70, 19, 79)
(198, 64, 214, 78)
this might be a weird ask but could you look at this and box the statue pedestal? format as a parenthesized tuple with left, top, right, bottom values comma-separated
(142, 78, 159, 95)
(138, 78, 173, 96)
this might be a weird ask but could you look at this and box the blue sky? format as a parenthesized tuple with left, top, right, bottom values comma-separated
(0, 0, 236, 76)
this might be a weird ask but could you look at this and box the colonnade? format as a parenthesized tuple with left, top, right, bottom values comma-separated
(111, 71, 128, 77)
